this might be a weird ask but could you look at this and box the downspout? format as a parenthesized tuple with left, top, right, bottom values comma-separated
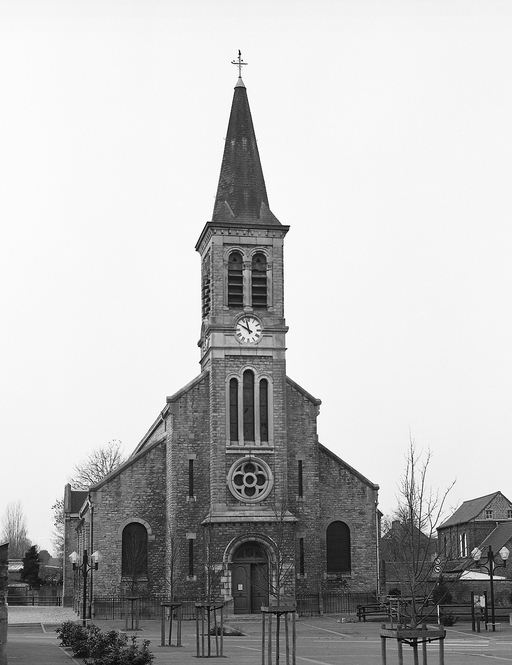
(375, 496, 381, 598)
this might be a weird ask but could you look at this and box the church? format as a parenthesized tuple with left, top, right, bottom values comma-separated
(63, 63, 381, 614)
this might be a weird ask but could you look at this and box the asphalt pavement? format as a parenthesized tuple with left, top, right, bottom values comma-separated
(6, 606, 512, 664)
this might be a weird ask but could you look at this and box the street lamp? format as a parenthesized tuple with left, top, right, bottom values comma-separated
(69, 549, 101, 626)
(471, 545, 510, 632)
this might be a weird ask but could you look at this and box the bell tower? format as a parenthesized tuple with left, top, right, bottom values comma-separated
(195, 64, 290, 515)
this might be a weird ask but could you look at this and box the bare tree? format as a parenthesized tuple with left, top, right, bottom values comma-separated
(70, 439, 125, 490)
(165, 526, 180, 600)
(51, 440, 125, 557)
(382, 439, 455, 626)
(51, 498, 64, 559)
(266, 497, 295, 605)
(202, 517, 223, 602)
(1, 501, 31, 558)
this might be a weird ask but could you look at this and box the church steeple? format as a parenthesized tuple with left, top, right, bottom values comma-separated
(212, 77, 280, 225)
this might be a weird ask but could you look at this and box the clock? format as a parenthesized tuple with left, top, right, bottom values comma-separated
(235, 316, 262, 344)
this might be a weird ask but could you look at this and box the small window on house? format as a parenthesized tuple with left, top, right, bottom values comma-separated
(188, 538, 194, 577)
(485, 509, 494, 519)
(507, 510, 512, 519)
(326, 521, 351, 573)
(122, 523, 148, 579)
(228, 251, 243, 307)
(299, 538, 305, 576)
(459, 532, 467, 558)
(298, 460, 303, 498)
(251, 253, 267, 308)
(188, 459, 194, 497)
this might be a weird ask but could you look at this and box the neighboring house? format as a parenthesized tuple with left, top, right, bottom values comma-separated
(437, 491, 512, 580)
(63, 69, 381, 614)
(380, 521, 438, 595)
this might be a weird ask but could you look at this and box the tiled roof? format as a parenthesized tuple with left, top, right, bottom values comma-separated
(438, 492, 500, 529)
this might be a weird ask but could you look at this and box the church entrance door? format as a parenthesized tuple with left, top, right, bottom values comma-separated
(232, 542, 269, 614)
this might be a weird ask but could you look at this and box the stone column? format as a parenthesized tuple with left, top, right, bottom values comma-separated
(0, 542, 8, 665)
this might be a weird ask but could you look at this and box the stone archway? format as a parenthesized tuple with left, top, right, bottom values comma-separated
(232, 541, 269, 614)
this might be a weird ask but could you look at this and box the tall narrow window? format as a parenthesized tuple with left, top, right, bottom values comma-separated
(252, 253, 267, 307)
(259, 378, 268, 442)
(122, 523, 148, 579)
(326, 521, 351, 573)
(299, 537, 305, 576)
(243, 370, 255, 441)
(188, 459, 194, 497)
(228, 251, 243, 307)
(298, 460, 303, 497)
(188, 539, 194, 577)
(202, 252, 211, 318)
(230, 378, 239, 441)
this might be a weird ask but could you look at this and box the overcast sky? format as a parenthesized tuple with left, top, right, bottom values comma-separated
(1, 0, 511, 555)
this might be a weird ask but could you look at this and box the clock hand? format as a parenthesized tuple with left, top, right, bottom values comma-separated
(240, 319, 252, 333)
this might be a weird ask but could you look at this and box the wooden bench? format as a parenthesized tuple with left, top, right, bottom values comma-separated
(357, 603, 390, 622)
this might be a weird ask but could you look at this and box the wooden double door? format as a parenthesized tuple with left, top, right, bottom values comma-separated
(232, 542, 269, 614)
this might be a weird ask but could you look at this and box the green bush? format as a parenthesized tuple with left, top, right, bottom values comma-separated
(85, 634, 154, 665)
(55, 621, 100, 658)
(56, 621, 154, 664)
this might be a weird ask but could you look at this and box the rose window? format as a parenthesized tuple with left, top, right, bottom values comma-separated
(227, 457, 273, 503)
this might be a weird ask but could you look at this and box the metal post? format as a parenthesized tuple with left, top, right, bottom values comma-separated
(81, 550, 88, 627)
(262, 610, 266, 665)
(488, 546, 496, 632)
(381, 635, 387, 665)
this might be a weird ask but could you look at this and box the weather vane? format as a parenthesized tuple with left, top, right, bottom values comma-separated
(231, 50, 247, 77)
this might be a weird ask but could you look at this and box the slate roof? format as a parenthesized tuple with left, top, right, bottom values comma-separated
(70, 491, 88, 513)
(479, 521, 512, 554)
(212, 77, 280, 226)
(438, 492, 501, 529)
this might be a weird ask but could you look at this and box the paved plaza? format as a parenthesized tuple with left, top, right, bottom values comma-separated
(6, 606, 512, 664)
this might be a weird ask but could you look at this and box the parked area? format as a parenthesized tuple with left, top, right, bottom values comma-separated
(6, 606, 512, 665)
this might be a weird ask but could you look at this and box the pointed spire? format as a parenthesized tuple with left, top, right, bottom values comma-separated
(212, 71, 280, 225)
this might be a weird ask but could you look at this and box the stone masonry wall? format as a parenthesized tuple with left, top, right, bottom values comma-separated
(90, 441, 167, 595)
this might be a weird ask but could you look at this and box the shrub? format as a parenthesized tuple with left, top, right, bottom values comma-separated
(55, 622, 100, 657)
(56, 621, 154, 664)
(440, 611, 456, 626)
(85, 633, 154, 665)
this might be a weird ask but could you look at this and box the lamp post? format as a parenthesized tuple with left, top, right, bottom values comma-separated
(471, 545, 510, 632)
(69, 549, 101, 626)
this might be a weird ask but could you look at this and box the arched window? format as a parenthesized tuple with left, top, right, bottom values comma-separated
(122, 522, 148, 579)
(228, 251, 243, 307)
(243, 370, 255, 441)
(230, 378, 239, 441)
(259, 379, 268, 442)
(326, 521, 351, 573)
(251, 253, 267, 308)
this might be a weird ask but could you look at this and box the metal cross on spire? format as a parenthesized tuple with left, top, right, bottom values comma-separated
(231, 50, 247, 78)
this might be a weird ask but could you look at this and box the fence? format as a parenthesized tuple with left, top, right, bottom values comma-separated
(7, 594, 62, 606)
(90, 592, 377, 620)
(297, 592, 378, 616)
(92, 596, 196, 621)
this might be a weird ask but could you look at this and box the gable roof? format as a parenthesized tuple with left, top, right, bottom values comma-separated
(479, 521, 512, 554)
(438, 492, 502, 529)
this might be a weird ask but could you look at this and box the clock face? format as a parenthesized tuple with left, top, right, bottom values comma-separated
(235, 316, 262, 344)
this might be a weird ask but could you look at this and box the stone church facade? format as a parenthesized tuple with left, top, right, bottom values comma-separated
(64, 72, 380, 613)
